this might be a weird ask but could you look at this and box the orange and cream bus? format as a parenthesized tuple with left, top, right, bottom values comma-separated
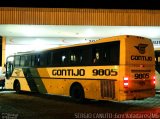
(5, 35, 155, 101)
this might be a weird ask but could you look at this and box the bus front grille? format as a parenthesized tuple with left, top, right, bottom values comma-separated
(101, 80, 115, 99)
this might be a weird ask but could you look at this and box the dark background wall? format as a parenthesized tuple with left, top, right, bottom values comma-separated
(0, 0, 160, 9)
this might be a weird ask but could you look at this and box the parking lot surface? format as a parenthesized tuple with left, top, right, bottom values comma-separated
(0, 90, 160, 119)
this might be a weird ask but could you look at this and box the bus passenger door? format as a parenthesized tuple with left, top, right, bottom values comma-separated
(6, 61, 13, 79)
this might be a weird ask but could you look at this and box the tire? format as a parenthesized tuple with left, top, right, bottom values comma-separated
(70, 84, 85, 102)
(14, 81, 21, 93)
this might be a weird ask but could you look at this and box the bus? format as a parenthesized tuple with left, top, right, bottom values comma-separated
(5, 35, 155, 101)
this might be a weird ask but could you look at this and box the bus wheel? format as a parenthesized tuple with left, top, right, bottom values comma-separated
(14, 80, 21, 93)
(70, 83, 85, 102)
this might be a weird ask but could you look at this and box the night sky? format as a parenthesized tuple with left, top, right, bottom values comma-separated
(0, 0, 160, 9)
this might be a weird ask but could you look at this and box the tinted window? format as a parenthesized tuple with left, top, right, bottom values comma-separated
(92, 41, 120, 65)
(14, 56, 20, 67)
(31, 55, 35, 67)
(13, 41, 120, 67)
(20, 55, 25, 66)
(69, 46, 91, 66)
(25, 55, 31, 66)
(52, 50, 64, 66)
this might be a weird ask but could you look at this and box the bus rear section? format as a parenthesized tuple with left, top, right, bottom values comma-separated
(119, 36, 155, 101)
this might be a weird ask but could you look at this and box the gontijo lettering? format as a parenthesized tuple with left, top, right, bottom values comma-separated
(52, 69, 118, 76)
(131, 55, 152, 61)
(52, 69, 85, 76)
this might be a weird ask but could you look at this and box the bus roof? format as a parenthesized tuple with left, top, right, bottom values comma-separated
(13, 35, 150, 56)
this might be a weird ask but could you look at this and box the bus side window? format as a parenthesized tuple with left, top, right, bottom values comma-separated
(62, 55, 68, 65)
(39, 53, 47, 67)
(70, 48, 84, 66)
(92, 47, 102, 65)
(26, 55, 31, 67)
(70, 54, 76, 65)
(47, 52, 52, 66)
(93, 52, 100, 64)
(31, 55, 35, 67)
(53, 51, 62, 66)
(70, 50, 77, 65)
(20, 55, 25, 67)
(61, 50, 68, 66)
(36, 55, 40, 67)
(103, 49, 110, 65)
(102, 41, 120, 65)
(82, 47, 91, 66)
(14, 56, 20, 67)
